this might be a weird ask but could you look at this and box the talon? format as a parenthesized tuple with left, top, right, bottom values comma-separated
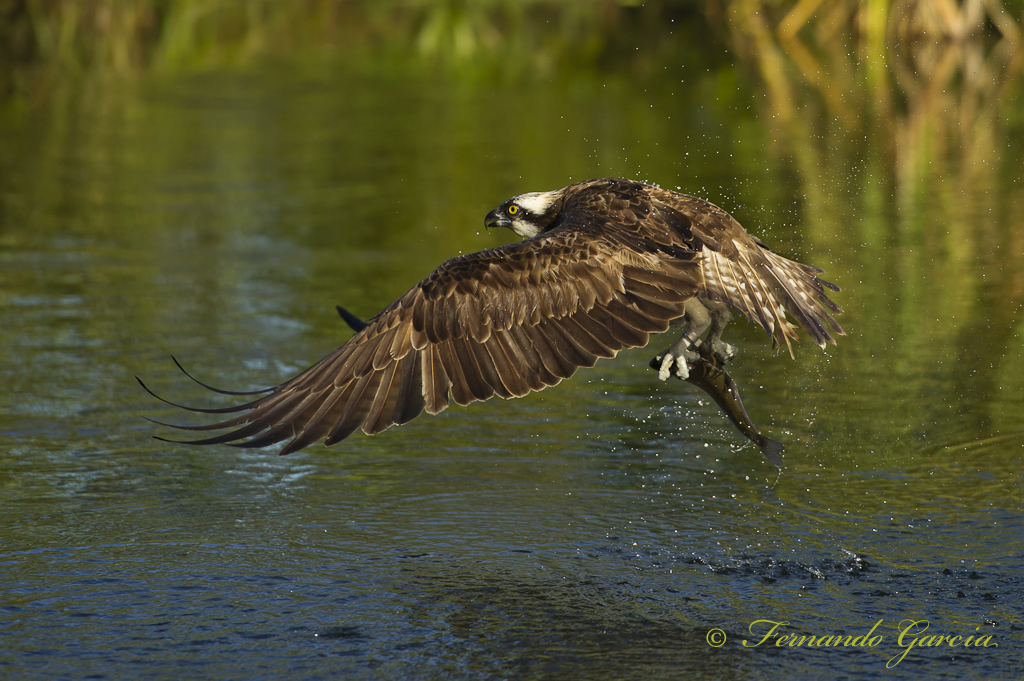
(673, 355, 689, 380)
(653, 352, 692, 381)
(658, 353, 674, 381)
(710, 340, 738, 363)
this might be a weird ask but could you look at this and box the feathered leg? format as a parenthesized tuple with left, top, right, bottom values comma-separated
(651, 297, 709, 380)
(703, 298, 738, 362)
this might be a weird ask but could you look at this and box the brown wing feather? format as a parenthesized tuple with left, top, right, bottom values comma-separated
(156, 226, 700, 454)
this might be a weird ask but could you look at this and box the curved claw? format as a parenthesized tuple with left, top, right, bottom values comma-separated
(708, 340, 738, 364)
(651, 350, 696, 381)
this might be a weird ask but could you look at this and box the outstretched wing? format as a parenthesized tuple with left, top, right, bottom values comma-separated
(151, 230, 700, 454)
(648, 188, 844, 355)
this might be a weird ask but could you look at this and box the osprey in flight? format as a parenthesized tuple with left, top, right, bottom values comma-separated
(144, 178, 842, 456)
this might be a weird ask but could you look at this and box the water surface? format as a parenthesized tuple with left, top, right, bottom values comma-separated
(1, 33, 1022, 681)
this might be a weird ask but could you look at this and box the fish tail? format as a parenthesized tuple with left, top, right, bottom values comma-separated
(759, 436, 784, 468)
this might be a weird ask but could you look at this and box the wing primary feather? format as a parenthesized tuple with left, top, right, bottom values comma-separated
(396, 351, 427, 425)
(372, 327, 397, 370)
(283, 380, 364, 451)
(516, 322, 562, 380)
(135, 376, 266, 415)
(321, 372, 385, 445)
(140, 414, 256, 433)
(497, 326, 548, 390)
(531, 320, 587, 376)
(435, 339, 475, 406)
(567, 311, 622, 351)
(303, 380, 364, 447)
(482, 334, 526, 397)
(152, 389, 324, 446)
(232, 421, 304, 450)
(151, 382, 327, 439)
(583, 306, 649, 347)
(544, 316, 605, 363)
(559, 315, 618, 359)
(421, 345, 451, 415)
(451, 335, 495, 402)
(362, 361, 402, 434)
(468, 336, 509, 398)
(170, 356, 274, 396)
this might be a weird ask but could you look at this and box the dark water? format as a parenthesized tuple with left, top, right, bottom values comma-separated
(1, 51, 1022, 680)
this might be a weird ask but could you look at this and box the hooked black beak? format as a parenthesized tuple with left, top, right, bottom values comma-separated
(484, 208, 511, 230)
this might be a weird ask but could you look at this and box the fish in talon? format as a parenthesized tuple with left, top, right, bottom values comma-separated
(649, 346, 784, 467)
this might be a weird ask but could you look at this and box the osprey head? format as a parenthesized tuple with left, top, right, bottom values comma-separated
(484, 190, 563, 239)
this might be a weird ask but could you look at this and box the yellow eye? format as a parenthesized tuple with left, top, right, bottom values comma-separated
(507, 205, 519, 215)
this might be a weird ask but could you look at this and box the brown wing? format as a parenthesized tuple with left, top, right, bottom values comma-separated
(154, 230, 700, 454)
(647, 187, 844, 355)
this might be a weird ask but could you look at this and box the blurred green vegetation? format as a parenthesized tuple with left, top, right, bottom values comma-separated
(0, 0, 722, 92)
(3, 0, 1020, 193)
(2, 0, 1020, 88)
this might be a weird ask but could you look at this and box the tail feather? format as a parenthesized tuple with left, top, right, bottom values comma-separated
(702, 247, 843, 355)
